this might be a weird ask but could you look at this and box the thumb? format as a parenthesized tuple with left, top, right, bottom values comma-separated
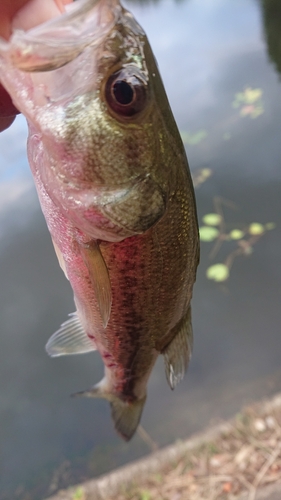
(0, 0, 73, 131)
(12, 0, 73, 32)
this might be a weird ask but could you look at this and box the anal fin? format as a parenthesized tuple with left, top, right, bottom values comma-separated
(163, 306, 193, 390)
(46, 312, 96, 357)
(79, 241, 112, 328)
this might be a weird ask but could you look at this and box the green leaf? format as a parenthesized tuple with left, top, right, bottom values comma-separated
(200, 168, 212, 179)
(265, 222, 276, 230)
(139, 490, 151, 500)
(202, 213, 221, 226)
(248, 223, 264, 235)
(72, 487, 84, 500)
(199, 226, 219, 242)
(244, 87, 262, 104)
(181, 129, 208, 145)
(229, 229, 244, 240)
(206, 264, 229, 282)
(153, 473, 163, 483)
(223, 132, 231, 140)
(251, 106, 264, 118)
(232, 88, 264, 118)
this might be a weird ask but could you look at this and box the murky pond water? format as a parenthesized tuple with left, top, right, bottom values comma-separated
(1, 0, 281, 498)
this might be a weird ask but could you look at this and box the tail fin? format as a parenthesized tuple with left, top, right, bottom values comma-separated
(72, 382, 146, 441)
(110, 396, 146, 441)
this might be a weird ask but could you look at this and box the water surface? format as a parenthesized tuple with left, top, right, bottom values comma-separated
(1, 0, 281, 498)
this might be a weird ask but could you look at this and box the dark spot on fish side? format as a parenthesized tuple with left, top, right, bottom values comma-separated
(107, 362, 117, 368)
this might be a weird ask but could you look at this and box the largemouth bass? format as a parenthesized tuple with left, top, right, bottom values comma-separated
(0, 0, 199, 440)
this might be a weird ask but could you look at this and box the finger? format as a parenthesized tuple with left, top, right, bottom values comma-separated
(0, 0, 73, 124)
(0, 115, 16, 132)
(12, 0, 70, 32)
(0, 83, 20, 117)
(0, 0, 73, 39)
(0, 0, 41, 39)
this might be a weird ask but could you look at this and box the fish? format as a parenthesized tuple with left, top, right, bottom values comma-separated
(0, 0, 199, 440)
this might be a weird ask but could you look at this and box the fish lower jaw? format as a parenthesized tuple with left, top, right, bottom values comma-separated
(46, 172, 166, 239)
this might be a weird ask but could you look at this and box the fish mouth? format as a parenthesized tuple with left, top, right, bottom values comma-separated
(0, 0, 119, 72)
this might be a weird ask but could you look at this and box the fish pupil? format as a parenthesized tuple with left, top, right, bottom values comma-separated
(105, 67, 147, 118)
(113, 80, 134, 105)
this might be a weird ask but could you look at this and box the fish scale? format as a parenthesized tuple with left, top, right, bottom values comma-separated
(0, 0, 199, 440)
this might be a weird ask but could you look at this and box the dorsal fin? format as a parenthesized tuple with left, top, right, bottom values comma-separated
(79, 241, 112, 328)
(163, 306, 193, 390)
(45, 312, 96, 357)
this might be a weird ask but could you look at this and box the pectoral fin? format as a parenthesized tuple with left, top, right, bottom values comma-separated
(51, 238, 68, 279)
(46, 312, 96, 357)
(162, 307, 193, 390)
(79, 241, 112, 328)
(72, 379, 146, 441)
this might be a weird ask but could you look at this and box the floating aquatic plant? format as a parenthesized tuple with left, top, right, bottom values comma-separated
(199, 198, 276, 283)
(199, 226, 220, 242)
(223, 132, 231, 140)
(248, 222, 265, 235)
(202, 213, 222, 226)
(181, 129, 208, 145)
(192, 168, 212, 188)
(229, 229, 245, 240)
(232, 87, 264, 118)
(206, 263, 229, 282)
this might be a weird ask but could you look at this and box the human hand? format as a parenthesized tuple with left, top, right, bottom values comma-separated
(0, 0, 73, 132)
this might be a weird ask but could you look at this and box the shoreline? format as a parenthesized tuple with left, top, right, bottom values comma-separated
(46, 392, 281, 500)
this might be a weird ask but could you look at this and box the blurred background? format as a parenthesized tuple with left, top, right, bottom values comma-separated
(1, 0, 281, 498)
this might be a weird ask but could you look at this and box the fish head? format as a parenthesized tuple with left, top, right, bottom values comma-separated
(0, 0, 181, 241)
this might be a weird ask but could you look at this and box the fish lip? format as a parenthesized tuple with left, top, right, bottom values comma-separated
(0, 0, 120, 72)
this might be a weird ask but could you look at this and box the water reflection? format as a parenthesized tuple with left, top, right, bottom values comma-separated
(261, 0, 281, 75)
(1, 0, 281, 498)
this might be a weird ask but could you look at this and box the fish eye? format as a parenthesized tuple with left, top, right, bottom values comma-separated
(105, 68, 147, 118)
